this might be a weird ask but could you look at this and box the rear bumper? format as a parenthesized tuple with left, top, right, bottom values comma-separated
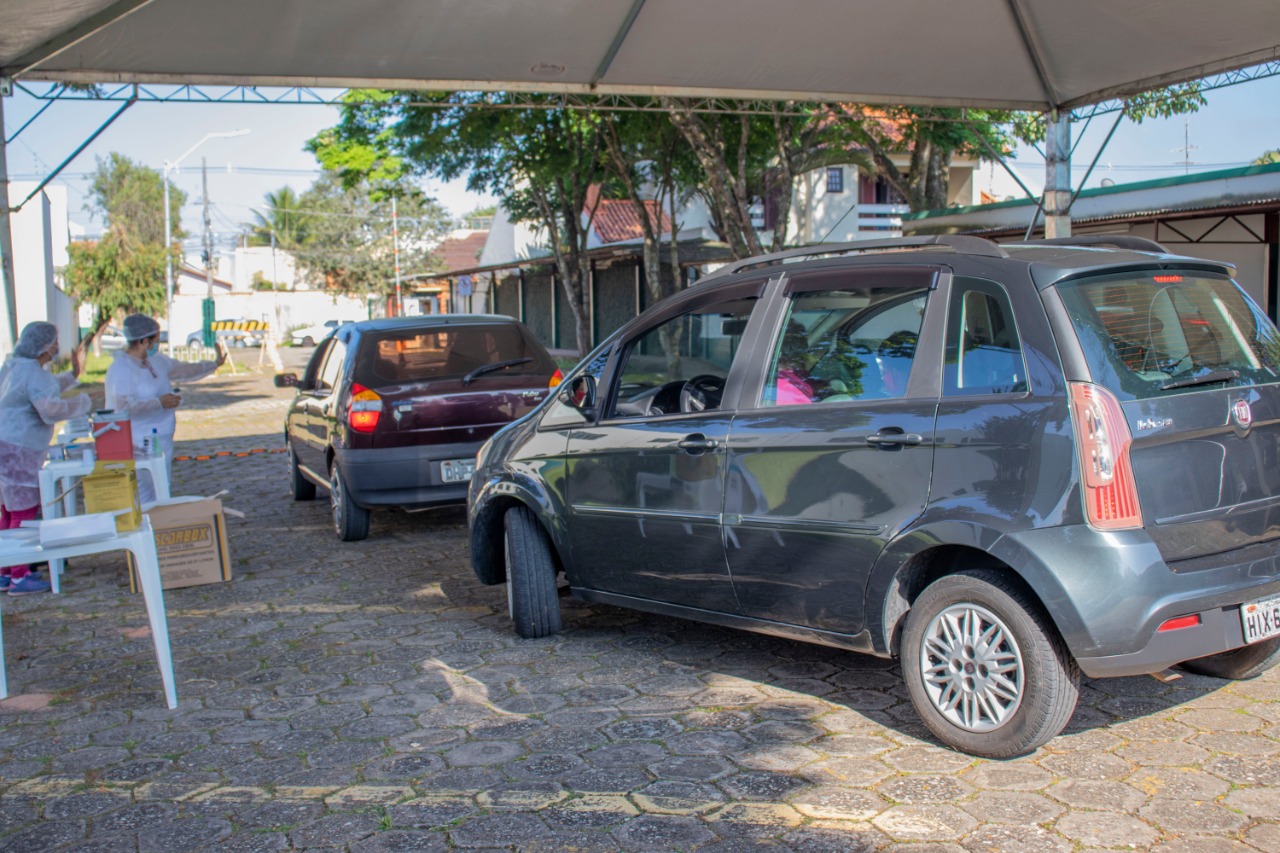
(335, 441, 482, 509)
(1006, 526, 1280, 678)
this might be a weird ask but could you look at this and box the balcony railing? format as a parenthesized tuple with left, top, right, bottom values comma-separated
(856, 203, 910, 235)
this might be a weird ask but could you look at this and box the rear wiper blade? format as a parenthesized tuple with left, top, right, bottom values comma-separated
(462, 357, 534, 386)
(1160, 368, 1241, 391)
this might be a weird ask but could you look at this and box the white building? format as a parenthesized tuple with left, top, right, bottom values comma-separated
(2, 182, 78, 356)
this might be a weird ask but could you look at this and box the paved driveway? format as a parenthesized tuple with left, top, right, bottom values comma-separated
(1, 351, 1278, 852)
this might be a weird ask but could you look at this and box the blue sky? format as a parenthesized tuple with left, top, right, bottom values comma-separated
(4, 74, 1279, 244)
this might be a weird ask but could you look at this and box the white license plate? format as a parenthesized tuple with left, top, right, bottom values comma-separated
(441, 458, 475, 483)
(1241, 593, 1280, 644)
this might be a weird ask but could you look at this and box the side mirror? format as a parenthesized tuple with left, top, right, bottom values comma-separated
(558, 374, 597, 413)
(274, 373, 299, 388)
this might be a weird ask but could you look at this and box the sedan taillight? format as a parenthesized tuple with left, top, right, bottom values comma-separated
(348, 383, 382, 433)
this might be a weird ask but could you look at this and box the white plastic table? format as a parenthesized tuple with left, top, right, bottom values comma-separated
(39, 450, 170, 589)
(0, 518, 176, 708)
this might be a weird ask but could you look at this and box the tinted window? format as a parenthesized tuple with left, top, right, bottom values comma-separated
(944, 278, 1027, 396)
(353, 323, 553, 388)
(761, 287, 929, 406)
(608, 297, 757, 418)
(316, 340, 347, 391)
(1057, 272, 1280, 400)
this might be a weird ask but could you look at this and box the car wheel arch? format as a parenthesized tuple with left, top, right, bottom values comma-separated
(867, 521, 1088, 661)
(470, 482, 568, 587)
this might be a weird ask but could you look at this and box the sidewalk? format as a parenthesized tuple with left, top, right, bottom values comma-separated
(0, 358, 1277, 852)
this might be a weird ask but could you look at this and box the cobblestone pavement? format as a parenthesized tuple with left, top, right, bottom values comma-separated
(2, 349, 1279, 852)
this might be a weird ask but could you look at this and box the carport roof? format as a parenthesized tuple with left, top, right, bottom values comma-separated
(3, 0, 1279, 111)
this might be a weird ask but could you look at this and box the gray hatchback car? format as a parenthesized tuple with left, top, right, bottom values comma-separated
(468, 235, 1280, 757)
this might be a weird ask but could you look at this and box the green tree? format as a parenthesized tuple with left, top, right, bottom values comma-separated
(1254, 149, 1280, 165)
(311, 90, 607, 355)
(63, 227, 169, 363)
(87, 152, 185, 245)
(293, 172, 451, 297)
(247, 185, 311, 251)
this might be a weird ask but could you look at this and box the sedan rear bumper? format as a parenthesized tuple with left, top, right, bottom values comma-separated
(335, 441, 482, 509)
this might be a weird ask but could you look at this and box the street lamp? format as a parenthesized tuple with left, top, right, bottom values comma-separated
(163, 129, 250, 354)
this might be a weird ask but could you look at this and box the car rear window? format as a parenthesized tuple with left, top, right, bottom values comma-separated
(353, 323, 553, 387)
(1057, 271, 1280, 400)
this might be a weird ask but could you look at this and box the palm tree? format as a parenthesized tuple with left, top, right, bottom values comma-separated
(248, 186, 310, 250)
(1253, 149, 1280, 165)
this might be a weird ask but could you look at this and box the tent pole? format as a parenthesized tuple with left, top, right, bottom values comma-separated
(1044, 112, 1072, 238)
(0, 91, 18, 349)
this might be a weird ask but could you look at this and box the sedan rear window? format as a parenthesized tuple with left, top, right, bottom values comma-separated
(1057, 272, 1280, 400)
(354, 323, 553, 387)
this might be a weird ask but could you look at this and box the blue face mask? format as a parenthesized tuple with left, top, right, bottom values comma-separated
(147, 342, 159, 357)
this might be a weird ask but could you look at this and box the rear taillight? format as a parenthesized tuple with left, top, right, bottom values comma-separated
(549, 369, 563, 389)
(348, 383, 382, 433)
(1069, 382, 1142, 530)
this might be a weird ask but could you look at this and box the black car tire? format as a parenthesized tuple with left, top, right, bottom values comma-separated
(901, 569, 1080, 759)
(1180, 637, 1280, 680)
(330, 462, 370, 542)
(504, 505, 561, 639)
(290, 445, 316, 501)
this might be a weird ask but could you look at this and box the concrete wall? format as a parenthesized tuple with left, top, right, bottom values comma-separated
(169, 290, 370, 344)
(4, 182, 77, 356)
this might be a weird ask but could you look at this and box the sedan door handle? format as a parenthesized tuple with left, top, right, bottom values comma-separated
(866, 431, 923, 447)
(677, 434, 719, 453)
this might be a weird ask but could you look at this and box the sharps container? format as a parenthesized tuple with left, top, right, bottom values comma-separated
(91, 410, 135, 461)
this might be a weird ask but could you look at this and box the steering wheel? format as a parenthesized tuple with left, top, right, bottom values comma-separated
(679, 374, 726, 413)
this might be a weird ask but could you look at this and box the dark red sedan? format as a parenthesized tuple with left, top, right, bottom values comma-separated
(279, 315, 560, 541)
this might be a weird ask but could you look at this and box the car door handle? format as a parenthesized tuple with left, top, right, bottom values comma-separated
(866, 431, 923, 447)
(677, 434, 719, 453)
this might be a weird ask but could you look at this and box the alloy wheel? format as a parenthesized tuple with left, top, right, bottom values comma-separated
(919, 602, 1025, 732)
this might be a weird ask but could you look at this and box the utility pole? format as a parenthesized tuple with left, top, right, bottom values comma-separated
(392, 196, 402, 317)
(201, 157, 215, 346)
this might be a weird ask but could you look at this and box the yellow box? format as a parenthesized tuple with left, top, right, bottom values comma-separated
(82, 461, 140, 532)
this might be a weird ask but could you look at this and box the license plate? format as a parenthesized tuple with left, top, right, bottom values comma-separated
(441, 458, 475, 483)
(1241, 593, 1280, 644)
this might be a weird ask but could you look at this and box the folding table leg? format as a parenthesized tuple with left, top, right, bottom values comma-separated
(129, 534, 177, 709)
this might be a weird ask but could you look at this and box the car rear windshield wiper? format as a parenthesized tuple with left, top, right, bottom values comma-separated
(1160, 368, 1241, 391)
(462, 357, 534, 386)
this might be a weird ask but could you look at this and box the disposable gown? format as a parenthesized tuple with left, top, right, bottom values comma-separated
(105, 350, 217, 503)
(0, 357, 92, 511)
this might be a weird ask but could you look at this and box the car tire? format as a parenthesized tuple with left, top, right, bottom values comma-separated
(1179, 637, 1280, 680)
(330, 461, 370, 542)
(901, 569, 1080, 759)
(289, 445, 316, 501)
(504, 505, 562, 639)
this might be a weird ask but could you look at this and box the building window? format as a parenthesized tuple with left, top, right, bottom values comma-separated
(826, 167, 845, 194)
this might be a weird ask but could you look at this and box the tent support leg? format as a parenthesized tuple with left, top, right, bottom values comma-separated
(1044, 112, 1072, 238)
(0, 91, 18, 348)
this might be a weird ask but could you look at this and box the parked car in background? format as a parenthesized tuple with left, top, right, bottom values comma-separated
(278, 314, 561, 542)
(292, 320, 342, 347)
(97, 325, 128, 350)
(469, 234, 1280, 758)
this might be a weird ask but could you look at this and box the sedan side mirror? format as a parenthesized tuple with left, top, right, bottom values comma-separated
(274, 373, 299, 388)
(558, 374, 597, 415)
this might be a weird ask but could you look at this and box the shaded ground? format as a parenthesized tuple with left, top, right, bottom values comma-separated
(1, 350, 1278, 852)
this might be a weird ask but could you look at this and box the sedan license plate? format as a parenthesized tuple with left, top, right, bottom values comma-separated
(441, 458, 475, 483)
(1241, 593, 1280, 644)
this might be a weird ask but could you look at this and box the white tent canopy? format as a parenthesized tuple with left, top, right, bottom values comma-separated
(3, 0, 1279, 111)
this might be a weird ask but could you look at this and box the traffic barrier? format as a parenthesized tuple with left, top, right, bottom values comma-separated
(172, 448, 286, 462)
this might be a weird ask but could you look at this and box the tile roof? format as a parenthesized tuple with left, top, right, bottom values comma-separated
(589, 190, 673, 244)
(438, 231, 489, 272)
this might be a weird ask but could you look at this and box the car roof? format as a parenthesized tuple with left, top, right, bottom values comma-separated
(339, 314, 525, 336)
(691, 235, 1237, 294)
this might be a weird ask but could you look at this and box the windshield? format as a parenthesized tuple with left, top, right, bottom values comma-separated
(1057, 271, 1280, 401)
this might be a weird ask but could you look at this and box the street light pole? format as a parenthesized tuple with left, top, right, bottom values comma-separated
(161, 128, 249, 355)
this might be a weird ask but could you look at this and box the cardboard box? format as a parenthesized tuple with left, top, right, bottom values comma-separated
(130, 497, 232, 591)
(82, 461, 141, 532)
